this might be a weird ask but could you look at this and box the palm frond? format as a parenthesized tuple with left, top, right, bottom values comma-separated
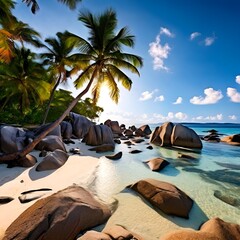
(107, 65, 133, 91)
(104, 70, 120, 103)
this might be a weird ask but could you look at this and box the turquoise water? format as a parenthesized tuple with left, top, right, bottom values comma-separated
(82, 123, 240, 239)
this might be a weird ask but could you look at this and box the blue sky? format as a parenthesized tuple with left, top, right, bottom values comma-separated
(14, 0, 240, 124)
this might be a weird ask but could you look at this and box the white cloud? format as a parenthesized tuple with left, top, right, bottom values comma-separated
(192, 114, 223, 122)
(139, 91, 154, 101)
(173, 97, 182, 104)
(190, 32, 201, 40)
(175, 112, 188, 120)
(160, 27, 174, 37)
(235, 75, 240, 84)
(229, 115, 237, 120)
(204, 36, 216, 46)
(152, 111, 187, 122)
(205, 114, 223, 121)
(154, 95, 165, 102)
(148, 28, 173, 71)
(139, 89, 158, 101)
(190, 88, 223, 105)
(227, 87, 240, 102)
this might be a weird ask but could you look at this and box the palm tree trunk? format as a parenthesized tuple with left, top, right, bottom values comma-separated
(42, 74, 61, 125)
(0, 75, 95, 162)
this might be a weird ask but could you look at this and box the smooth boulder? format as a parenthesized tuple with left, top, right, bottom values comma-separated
(84, 125, 115, 147)
(150, 122, 174, 147)
(60, 121, 73, 140)
(69, 112, 93, 139)
(145, 157, 169, 171)
(171, 123, 202, 149)
(161, 217, 240, 240)
(138, 124, 152, 136)
(0, 126, 27, 153)
(35, 135, 66, 152)
(3, 185, 111, 240)
(36, 149, 69, 171)
(221, 134, 240, 146)
(128, 178, 193, 218)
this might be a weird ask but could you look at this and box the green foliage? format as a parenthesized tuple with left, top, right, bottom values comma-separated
(0, 88, 103, 125)
(46, 88, 104, 122)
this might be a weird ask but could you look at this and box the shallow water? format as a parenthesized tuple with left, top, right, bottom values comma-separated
(81, 123, 240, 239)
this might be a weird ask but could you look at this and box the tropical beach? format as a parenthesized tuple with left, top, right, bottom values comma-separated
(0, 0, 240, 240)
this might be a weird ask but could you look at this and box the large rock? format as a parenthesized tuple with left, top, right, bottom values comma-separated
(138, 124, 152, 136)
(0, 126, 27, 153)
(79, 225, 144, 240)
(36, 149, 69, 171)
(83, 125, 115, 147)
(161, 217, 240, 240)
(35, 135, 66, 152)
(3, 185, 111, 240)
(104, 120, 122, 135)
(171, 123, 202, 149)
(221, 134, 240, 146)
(128, 178, 193, 218)
(60, 121, 73, 140)
(150, 122, 174, 147)
(33, 124, 61, 138)
(69, 112, 93, 139)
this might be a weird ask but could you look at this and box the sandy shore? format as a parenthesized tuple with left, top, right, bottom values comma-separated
(0, 140, 102, 239)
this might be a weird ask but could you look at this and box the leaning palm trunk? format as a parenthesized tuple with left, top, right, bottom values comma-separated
(0, 76, 94, 162)
(42, 75, 61, 125)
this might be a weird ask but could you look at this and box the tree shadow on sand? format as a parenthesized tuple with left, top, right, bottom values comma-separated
(0, 164, 26, 186)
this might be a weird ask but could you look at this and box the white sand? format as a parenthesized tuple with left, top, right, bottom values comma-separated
(0, 140, 101, 238)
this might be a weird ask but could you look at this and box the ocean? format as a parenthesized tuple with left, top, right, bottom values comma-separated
(84, 123, 240, 239)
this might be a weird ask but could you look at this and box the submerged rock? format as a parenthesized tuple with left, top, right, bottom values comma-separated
(214, 190, 240, 207)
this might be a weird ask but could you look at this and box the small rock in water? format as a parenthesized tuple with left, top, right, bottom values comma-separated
(105, 151, 122, 160)
(129, 149, 142, 154)
(69, 148, 81, 154)
(146, 145, 153, 150)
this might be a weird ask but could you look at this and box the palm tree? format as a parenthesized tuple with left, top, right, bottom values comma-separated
(0, 15, 42, 63)
(40, 31, 86, 124)
(0, 47, 51, 113)
(0, 0, 14, 21)
(0, 8, 143, 162)
(22, 0, 82, 14)
(66, 9, 143, 104)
